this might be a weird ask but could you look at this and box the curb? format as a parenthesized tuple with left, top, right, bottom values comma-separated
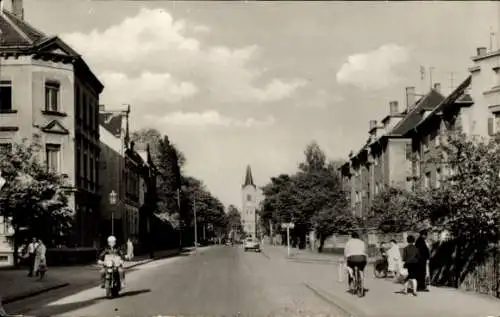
(2, 249, 183, 305)
(287, 256, 376, 265)
(303, 281, 367, 317)
(2, 282, 69, 305)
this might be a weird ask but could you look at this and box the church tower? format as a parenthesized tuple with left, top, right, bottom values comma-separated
(241, 165, 258, 238)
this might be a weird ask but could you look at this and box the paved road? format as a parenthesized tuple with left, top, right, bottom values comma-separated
(5, 246, 346, 317)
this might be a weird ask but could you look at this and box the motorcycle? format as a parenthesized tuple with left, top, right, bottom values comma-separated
(103, 254, 122, 298)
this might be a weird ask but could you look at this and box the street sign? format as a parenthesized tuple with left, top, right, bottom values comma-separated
(281, 222, 295, 229)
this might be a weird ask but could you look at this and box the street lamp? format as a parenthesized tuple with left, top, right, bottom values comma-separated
(109, 190, 117, 236)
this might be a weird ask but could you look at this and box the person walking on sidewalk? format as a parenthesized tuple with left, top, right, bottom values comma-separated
(344, 232, 367, 291)
(26, 237, 38, 277)
(402, 235, 419, 296)
(126, 237, 134, 261)
(387, 239, 402, 278)
(415, 230, 430, 292)
(34, 239, 47, 279)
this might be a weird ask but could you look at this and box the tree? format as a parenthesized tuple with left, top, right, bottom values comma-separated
(261, 141, 351, 249)
(226, 205, 243, 238)
(0, 136, 73, 264)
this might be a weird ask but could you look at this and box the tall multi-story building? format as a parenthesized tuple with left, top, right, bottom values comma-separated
(340, 44, 500, 217)
(99, 107, 140, 245)
(340, 87, 444, 217)
(0, 0, 103, 264)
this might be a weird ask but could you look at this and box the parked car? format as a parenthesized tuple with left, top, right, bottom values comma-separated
(244, 238, 261, 252)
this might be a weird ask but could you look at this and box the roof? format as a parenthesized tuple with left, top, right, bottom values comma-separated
(0, 10, 47, 48)
(0, 8, 104, 92)
(99, 112, 125, 138)
(390, 89, 445, 135)
(242, 165, 256, 188)
(414, 75, 473, 130)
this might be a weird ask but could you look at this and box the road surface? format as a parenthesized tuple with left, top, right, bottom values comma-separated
(5, 246, 346, 316)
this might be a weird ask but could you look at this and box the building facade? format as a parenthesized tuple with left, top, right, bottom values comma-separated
(341, 45, 500, 218)
(99, 107, 147, 247)
(0, 1, 103, 264)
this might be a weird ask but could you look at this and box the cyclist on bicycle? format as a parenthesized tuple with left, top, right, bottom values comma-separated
(344, 232, 368, 289)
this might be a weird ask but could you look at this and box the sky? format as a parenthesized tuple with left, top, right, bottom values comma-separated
(16, 0, 500, 208)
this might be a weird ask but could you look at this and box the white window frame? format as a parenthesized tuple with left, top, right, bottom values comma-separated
(45, 81, 60, 112)
(46, 143, 61, 173)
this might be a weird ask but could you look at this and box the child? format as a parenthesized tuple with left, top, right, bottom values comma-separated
(402, 235, 420, 296)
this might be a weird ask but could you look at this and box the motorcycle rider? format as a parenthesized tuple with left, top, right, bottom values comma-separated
(98, 236, 126, 289)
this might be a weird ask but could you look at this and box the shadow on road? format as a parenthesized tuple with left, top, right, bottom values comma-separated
(20, 289, 151, 317)
(5, 249, 196, 316)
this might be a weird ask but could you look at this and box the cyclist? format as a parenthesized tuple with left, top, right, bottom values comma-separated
(344, 232, 368, 291)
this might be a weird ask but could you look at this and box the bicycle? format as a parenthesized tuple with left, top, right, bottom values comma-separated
(349, 266, 365, 297)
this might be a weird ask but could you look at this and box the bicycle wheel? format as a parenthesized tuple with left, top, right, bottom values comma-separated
(356, 268, 365, 297)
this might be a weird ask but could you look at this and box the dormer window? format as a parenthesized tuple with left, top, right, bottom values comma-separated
(45, 81, 60, 112)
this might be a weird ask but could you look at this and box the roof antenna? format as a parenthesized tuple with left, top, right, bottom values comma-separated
(489, 26, 496, 51)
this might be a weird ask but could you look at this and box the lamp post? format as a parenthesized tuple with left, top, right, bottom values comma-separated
(194, 196, 198, 253)
(109, 190, 117, 236)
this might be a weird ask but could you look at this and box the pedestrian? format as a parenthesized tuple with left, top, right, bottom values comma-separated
(34, 239, 47, 280)
(26, 237, 38, 277)
(402, 235, 420, 296)
(387, 239, 402, 278)
(126, 237, 134, 261)
(415, 230, 430, 292)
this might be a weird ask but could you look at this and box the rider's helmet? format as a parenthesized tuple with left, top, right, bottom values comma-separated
(107, 235, 117, 248)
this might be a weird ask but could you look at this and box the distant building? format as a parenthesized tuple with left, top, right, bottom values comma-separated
(0, 0, 103, 264)
(241, 165, 261, 238)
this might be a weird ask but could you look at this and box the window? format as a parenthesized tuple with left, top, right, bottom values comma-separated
(495, 113, 500, 135)
(436, 168, 442, 188)
(0, 80, 12, 112)
(405, 143, 412, 161)
(422, 136, 429, 152)
(45, 144, 61, 173)
(424, 172, 431, 189)
(247, 194, 252, 202)
(0, 143, 12, 153)
(45, 81, 60, 112)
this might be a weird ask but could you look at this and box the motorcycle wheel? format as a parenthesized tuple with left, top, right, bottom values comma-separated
(111, 286, 120, 297)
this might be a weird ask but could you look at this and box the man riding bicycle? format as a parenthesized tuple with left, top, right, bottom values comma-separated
(344, 232, 367, 290)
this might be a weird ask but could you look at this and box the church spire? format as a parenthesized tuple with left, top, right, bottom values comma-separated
(242, 165, 256, 188)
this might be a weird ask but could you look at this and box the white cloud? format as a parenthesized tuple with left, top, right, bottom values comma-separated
(336, 44, 411, 90)
(296, 90, 344, 108)
(62, 8, 305, 104)
(99, 72, 198, 105)
(147, 110, 276, 128)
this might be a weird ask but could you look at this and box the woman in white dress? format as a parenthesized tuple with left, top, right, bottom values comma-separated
(387, 239, 402, 278)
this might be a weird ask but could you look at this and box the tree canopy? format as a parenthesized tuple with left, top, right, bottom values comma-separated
(0, 136, 73, 248)
(260, 141, 353, 250)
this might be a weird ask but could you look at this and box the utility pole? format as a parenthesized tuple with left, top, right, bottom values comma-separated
(193, 197, 198, 253)
(269, 219, 273, 246)
(429, 66, 435, 90)
(448, 72, 455, 93)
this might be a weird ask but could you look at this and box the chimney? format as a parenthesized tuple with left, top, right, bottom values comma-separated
(99, 104, 105, 112)
(369, 120, 377, 130)
(476, 47, 487, 56)
(389, 101, 399, 115)
(11, 0, 23, 20)
(405, 86, 416, 110)
(433, 82, 441, 92)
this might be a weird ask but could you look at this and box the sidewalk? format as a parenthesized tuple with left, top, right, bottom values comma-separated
(0, 248, 182, 304)
(303, 259, 500, 317)
(262, 244, 375, 263)
(261, 245, 500, 316)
